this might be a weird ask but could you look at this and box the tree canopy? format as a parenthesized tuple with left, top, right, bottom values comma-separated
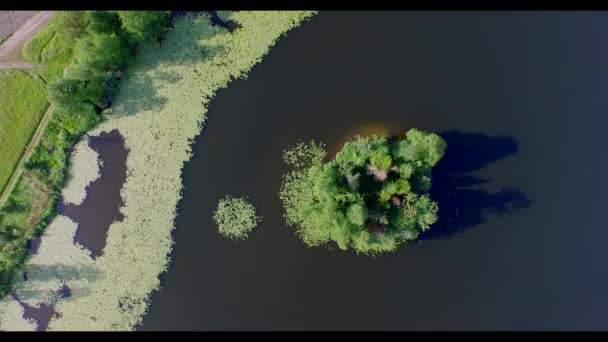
(117, 11, 169, 45)
(56, 11, 88, 40)
(279, 129, 446, 255)
(86, 11, 122, 35)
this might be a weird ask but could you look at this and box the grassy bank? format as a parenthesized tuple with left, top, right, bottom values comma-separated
(1, 11, 316, 331)
(0, 15, 73, 195)
(0, 11, 170, 300)
(0, 70, 48, 195)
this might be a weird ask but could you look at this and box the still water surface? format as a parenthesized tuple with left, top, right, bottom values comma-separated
(138, 12, 608, 330)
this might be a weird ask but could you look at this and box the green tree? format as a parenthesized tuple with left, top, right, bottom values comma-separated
(56, 11, 88, 40)
(48, 78, 88, 113)
(86, 11, 122, 34)
(48, 77, 103, 115)
(393, 128, 447, 172)
(117, 11, 170, 45)
(74, 33, 130, 76)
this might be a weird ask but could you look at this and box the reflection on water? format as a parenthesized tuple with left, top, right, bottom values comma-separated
(326, 121, 404, 159)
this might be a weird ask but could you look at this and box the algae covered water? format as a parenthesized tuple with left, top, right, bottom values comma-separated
(141, 12, 608, 330)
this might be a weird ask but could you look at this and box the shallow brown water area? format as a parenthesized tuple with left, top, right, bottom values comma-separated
(57, 130, 128, 259)
(325, 121, 404, 160)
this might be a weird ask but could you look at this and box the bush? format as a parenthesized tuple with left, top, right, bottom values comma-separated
(86, 11, 122, 35)
(213, 196, 261, 240)
(117, 11, 170, 45)
(74, 33, 131, 76)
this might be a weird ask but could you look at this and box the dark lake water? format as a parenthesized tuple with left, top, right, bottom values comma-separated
(140, 12, 608, 330)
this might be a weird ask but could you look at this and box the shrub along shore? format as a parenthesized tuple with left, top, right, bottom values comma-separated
(0, 11, 317, 330)
(0, 11, 170, 299)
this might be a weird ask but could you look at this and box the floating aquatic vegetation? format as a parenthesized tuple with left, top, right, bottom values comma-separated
(0, 296, 37, 331)
(213, 196, 261, 240)
(61, 136, 102, 206)
(0, 11, 317, 331)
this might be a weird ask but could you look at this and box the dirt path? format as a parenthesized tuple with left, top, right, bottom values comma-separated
(0, 105, 54, 205)
(0, 11, 54, 65)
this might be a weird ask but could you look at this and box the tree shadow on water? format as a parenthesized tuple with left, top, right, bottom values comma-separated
(422, 131, 531, 240)
(173, 11, 242, 32)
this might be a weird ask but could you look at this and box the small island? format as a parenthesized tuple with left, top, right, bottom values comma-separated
(280, 128, 447, 255)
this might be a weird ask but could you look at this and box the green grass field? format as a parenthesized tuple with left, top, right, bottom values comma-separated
(0, 70, 48, 194)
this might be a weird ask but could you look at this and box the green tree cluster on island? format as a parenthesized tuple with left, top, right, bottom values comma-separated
(279, 129, 447, 255)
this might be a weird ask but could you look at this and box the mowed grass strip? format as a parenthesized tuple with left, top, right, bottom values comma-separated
(0, 16, 73, 196)
(0, 70, 48, 194)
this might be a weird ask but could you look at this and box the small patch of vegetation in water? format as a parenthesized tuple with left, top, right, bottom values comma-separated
(213, 196, 261, 240)
(280, 129, 446, 255)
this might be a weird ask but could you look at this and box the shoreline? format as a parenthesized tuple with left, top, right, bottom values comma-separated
(0, 11, 318, 331)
